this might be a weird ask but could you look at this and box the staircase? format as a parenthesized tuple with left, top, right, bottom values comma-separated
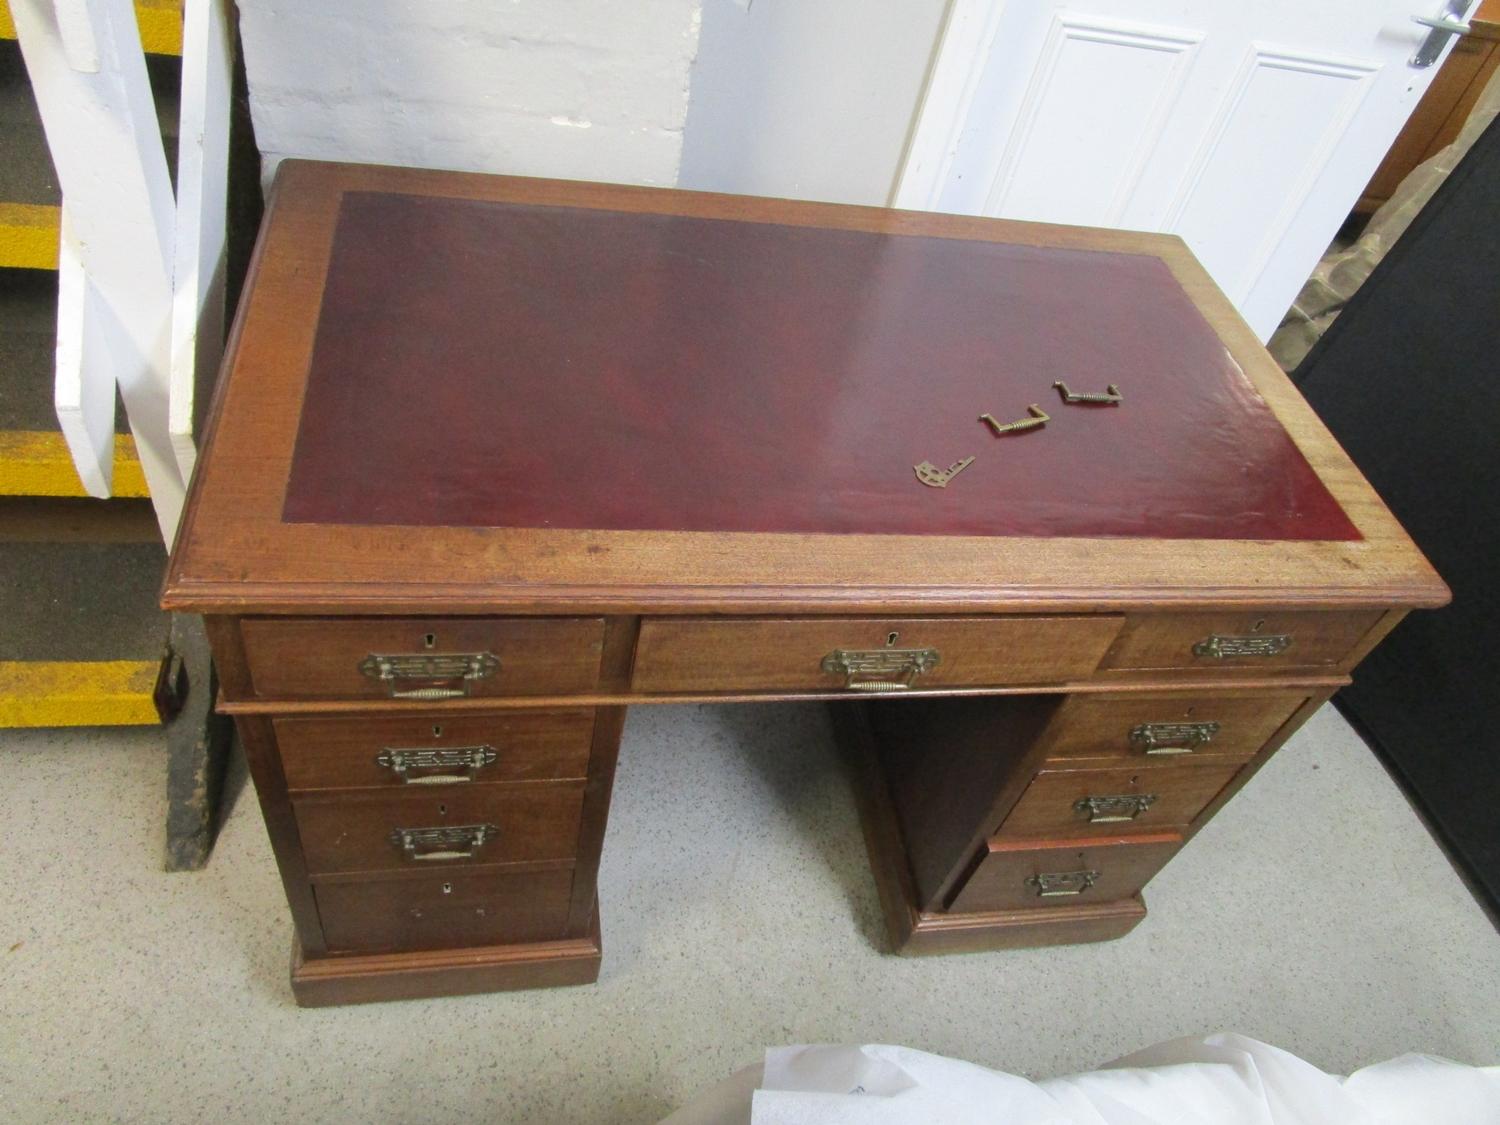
(0, 3, 180, 729)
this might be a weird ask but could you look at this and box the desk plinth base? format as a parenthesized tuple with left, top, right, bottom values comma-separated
(835, 702, 1149, 956)
(289, 908, 603, 1007)
(895, 895, 1146, 956)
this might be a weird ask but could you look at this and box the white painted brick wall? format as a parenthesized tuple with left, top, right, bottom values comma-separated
(238, 0, 702, 189)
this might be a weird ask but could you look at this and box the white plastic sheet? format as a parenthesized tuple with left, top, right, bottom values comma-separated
(662, 1034, 1500, 1124)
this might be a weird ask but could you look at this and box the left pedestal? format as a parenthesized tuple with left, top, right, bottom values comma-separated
(212, 615, 626, 1007)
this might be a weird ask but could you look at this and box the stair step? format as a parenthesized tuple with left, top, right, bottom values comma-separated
(0, 201, 56, 270)
(0, 660, 160, 726)
(0, 41, 58, 210)
(0, 38, 182, 271)
(0, 0, 182, 57)
(0, 269, 145, 496)
(0, 430, 147, 497)
(0, 537, 168, 728)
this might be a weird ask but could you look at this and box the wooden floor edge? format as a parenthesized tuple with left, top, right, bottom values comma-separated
(289, 915, 604, 1007)
(0, 660, 160, 727)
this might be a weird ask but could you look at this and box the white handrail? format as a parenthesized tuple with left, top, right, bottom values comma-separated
(14, 0, 232, 542)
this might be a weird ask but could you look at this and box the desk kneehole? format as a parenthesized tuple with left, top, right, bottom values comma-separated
(630, 615, 1125, 694)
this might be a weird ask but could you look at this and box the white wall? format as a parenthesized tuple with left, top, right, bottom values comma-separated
(237, 0, 703, 189)
(677, 0, 949, 205)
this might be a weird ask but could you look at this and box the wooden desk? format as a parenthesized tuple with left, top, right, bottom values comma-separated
(162, 161, 1447, 1007)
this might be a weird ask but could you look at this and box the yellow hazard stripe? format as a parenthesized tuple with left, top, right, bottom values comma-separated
(0, 203, 60, 271)
(0, 661, 160, 727)
(0, 1, 181, 55)
(0, 431, 149, 498)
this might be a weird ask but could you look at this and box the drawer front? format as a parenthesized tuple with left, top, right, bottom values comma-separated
(315, 868, 574, 953)
(294, 784, 584, 876)
(1100, 611, 1382, 673)
(1040, 691, 1310, 766)
(239, 617, 605, 701)
(275, 710, 595, 792)
(997, 762, 1241, 839)
(949, 832, 1182, 914)
(632, 615, 1123, 694)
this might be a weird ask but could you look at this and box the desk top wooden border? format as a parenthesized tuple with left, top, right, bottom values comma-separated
(163, 160, 1447, 616)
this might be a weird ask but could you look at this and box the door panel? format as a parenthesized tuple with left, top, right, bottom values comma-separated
(898, 1, 1476, 339)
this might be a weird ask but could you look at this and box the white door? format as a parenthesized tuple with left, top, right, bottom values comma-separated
(897, 0, 1477, 340)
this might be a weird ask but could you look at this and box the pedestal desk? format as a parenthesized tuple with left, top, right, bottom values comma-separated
(162, 160, 1447, 1007)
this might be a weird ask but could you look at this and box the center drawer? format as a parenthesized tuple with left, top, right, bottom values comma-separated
(238, 616, 605, 701)
(294, 784, 584, 876)
(631, 615, 1123, 694)
(274, 710, 595, 792)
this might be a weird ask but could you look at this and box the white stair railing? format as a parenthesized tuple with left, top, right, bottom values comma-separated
(13, 0, 231, 543)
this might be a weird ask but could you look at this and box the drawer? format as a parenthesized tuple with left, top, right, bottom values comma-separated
(1100, 610, 1382, 673)
(948, 832, 1183, 914)
(631, 615, 1123, 694)
(238, 616, 605, 701)
(1040, 691, 1310, 766)
(294, 784, 584, 876)
(275, 709, 595, 792)
(315, 868, 574, 953)
(996, 762, 1241, 838)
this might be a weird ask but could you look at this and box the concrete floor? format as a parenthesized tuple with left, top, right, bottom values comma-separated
(2, 703, 1497, 1123)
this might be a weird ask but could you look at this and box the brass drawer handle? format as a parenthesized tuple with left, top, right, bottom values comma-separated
(821, 647, 940, 692)
(389, 823, 496, 862)
(1025, 869, 1100, 897)
(979, 404, 1049, 435)
(1192, 633, 1291, 659)
(375, 745, 498, 785)
(358, 651, 499, 698)
(1129, 721, 1220, 755)
(1074, 793, 1158, 823)
(1053, 380, 1122, 405)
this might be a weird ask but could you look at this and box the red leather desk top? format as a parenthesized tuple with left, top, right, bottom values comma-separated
(282, 191, 1358, 542)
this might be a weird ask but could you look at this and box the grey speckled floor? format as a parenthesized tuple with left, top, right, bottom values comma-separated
(1, 703, 1496, 1123)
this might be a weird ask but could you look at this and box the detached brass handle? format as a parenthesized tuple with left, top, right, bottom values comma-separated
(376, 745, 498, 785)
(1025, 870, 1099, 897)
(358, 651, 499, 698)
(1192, 634, 1292, 659)
(1130, 721, 1220, 755)
(389, 823, 496, 862)
(979, 404, 1049, 435)
(821, 647, 940, 692)
(1074, 793, 1158, 823)
(1053, 380, 1122, 404)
